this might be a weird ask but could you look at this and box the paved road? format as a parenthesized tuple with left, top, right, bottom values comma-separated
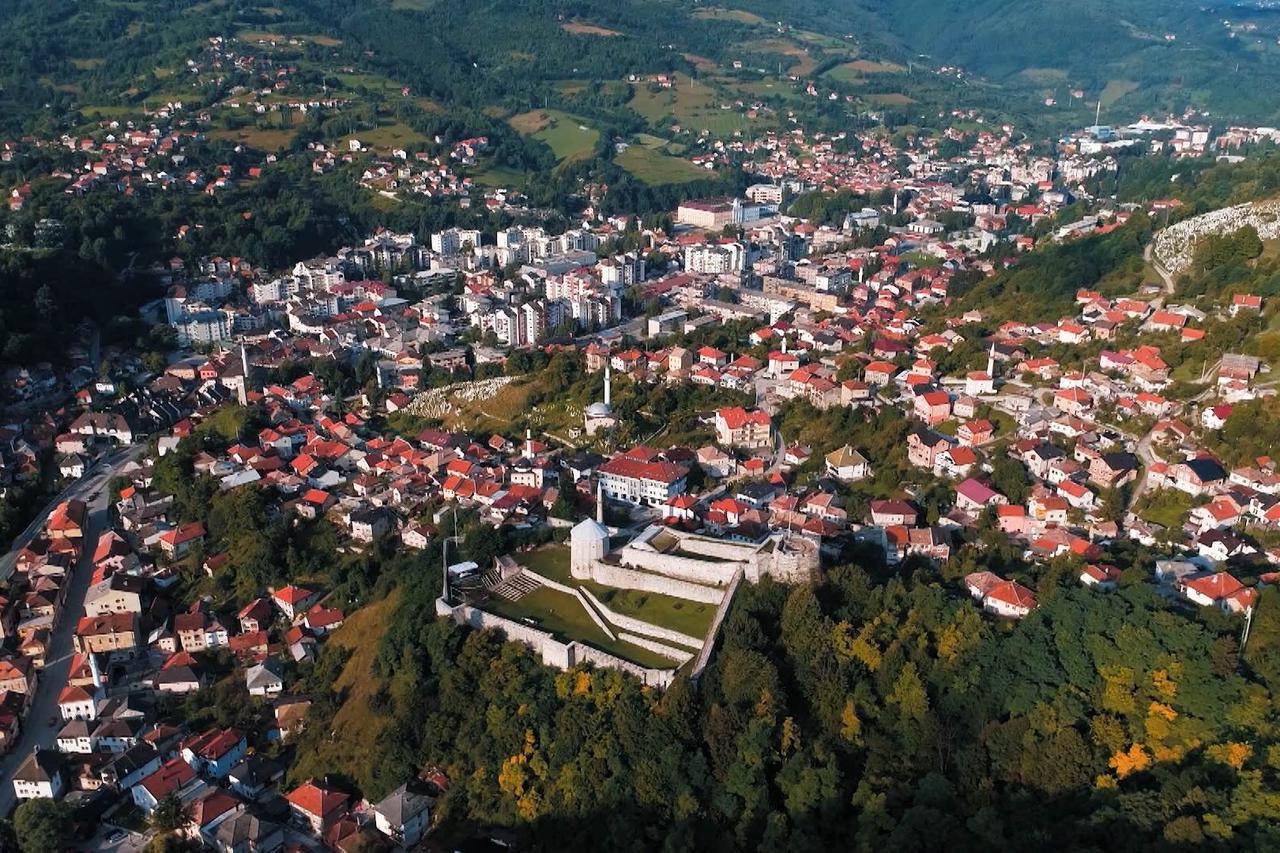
(0, 445, 142, 583)
(1144, 242, 1177, 302)
(0, 445, 143, 816)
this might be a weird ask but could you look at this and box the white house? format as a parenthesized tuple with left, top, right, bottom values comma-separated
(13, 749, 66, 801)
(246, 660, 284, 697)
(372, 782, 434, 848)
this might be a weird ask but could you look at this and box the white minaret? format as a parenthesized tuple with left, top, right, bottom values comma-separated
(987, 343, 996, 377)
(89, 652, 102, 691)
(604, 362, 612, 408)
(596, 480, 604, 524)
(525, 427, 532, 459)
(781, 335, 788, 354)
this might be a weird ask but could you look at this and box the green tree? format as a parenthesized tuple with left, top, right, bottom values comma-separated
(14, 798, 73, 853)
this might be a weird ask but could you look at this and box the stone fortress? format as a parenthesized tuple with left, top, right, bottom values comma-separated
(571, 518, 820, 604)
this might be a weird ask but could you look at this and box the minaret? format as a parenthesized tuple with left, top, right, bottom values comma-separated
(987, 343, 996, 377)
(440, 533, 449, 604)
(781, 335, 787, 355)
(596, 480, 604, 524)
(89, 652, 103, 692)
(604, 362, 612, 408)
(525, 427, 532, 459)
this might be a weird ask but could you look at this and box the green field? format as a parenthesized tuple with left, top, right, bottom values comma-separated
(484, 586, 676, 669)
(509, 109, 599, 164)
(615, 145, 707, 184)
(519, 545, 715, 639)
(629, 73, 760, 136)
(692, 7, 765, 24)
(1136, 489, 1196, 530)
(343, 122, 427, 152)
(209, 125, 298, 151)
(472, 165, 528, 187)
(1101, 79, 1139, 107)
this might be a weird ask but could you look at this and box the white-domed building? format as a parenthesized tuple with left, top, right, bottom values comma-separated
(570, 517, 610, 578)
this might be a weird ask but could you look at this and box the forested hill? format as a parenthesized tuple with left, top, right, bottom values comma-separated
(771, 0, 1280, 123)
(7, 0, 1280, 137)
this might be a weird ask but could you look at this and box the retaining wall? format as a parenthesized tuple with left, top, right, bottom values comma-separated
(617, 548, 740, 586)
(580, 587, 704, 650)
(588, 562, 724, 604)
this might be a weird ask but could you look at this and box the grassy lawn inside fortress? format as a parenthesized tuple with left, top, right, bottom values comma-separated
(517, 545, 716, 638)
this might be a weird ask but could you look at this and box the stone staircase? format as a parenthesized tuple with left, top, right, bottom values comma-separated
(491, 571, 543, 602)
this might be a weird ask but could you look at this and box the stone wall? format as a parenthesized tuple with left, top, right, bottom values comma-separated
(691, 568, 744, 683)
(530, 571, 617, 641)
(617, 631, 694, 664)
(574, 646, 676, 689)
(452, 604, 574, 669)
(579, 587, 704, 650)
(588, 562, 725, 604)
(617, 547, 741, 586)
(677, 534, 764, 562)
(438, 598, 678, 689)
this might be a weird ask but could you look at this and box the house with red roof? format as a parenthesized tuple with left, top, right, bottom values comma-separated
(1231, 293, 1263, 315)
(134, 757, 200, 813)
(934, 445, 977, 478)
(714, 407, 772, 450)
(238, 598, 273, 634)
(954, 478, 1006, 513)
(181, 727, 247, 779)
(1180, 572, 1254, 613)
(303, 604, 345, 635)
(158, 522, 206, 559)
(914, 390, 952, 425)
(965, 571, 1037, 619)
(271, 585, 318, 621)
(287, 780, 350, 834)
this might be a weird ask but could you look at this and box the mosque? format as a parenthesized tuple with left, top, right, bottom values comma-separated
(583, 362, 617, 436)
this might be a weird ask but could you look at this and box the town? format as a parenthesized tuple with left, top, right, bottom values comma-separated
(1, 103, 1279, 848)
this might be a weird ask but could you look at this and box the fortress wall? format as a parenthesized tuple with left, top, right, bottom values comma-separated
(588, 562, 724, 604)
(617, 547, 741, 586)
(580, 587, 705, 650)
(453, 604, 574, 669)
(573, 645, 676, 688)
(616, 631, 695, 664)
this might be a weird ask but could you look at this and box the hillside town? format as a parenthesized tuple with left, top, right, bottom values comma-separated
(3, 70, 1280, 850)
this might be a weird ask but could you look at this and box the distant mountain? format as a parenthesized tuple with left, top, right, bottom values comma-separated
(741, 0, 1280, 122)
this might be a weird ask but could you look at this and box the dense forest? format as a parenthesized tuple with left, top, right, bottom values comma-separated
(284, 538, 1280, 850)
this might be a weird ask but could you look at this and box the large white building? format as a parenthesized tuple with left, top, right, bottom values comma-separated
(684, 242, 745, 274)
(597, 451, 688, 507)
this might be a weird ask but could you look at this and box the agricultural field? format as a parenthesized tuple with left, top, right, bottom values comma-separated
(1101, 78, 1139, 106)
(692, 7, 766, 25)
(343, 122, 428, 152)
(869, 92, 916, 106)
(508, 109, 599, 164)
(560, 21, 622, 36)
(208, 125, 299, 151)
(741, 38, 819, 77)
(825, 58, 905, 84)
(616, 145, 707, 184)
(628, 74, 760, 136)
